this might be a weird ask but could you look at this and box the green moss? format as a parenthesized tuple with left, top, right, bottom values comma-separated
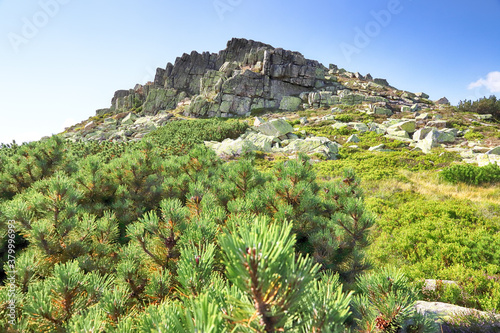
(314, 149, 459, 181)
(464, 131, 485, 141)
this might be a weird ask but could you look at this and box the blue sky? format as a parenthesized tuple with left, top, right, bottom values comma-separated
(1, 0, 499, 144)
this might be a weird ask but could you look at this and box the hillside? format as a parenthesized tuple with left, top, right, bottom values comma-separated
(62, 38, 500, 166)
(1, 38, 500, 332)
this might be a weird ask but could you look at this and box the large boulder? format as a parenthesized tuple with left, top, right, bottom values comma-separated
(279, 96, 302, 111)
(279, 136, 340, 159)
(415, 301, 500, 330)
(415, 130, 440, 153)
(205, 138, 259, 156)
(398, 120, 416, 133)
(415, 92, 429, 99)
(434, 97, 450, 105)
(142, 88, 179, 115)
(346, 134, 360, 143)
(254, 119, 293, 137)
(486, 146, 500, 155)
(413, 128, 433, 141)
(244, 132, 276, 151)
(374, 107, 393, 116)
(121, 113, 137, 125)
(427, 120, 447, 128)
(350, 122, 369, 133)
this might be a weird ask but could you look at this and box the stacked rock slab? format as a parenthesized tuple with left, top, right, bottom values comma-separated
(99, 38, 339, 118)
(97, 38, 414, 118)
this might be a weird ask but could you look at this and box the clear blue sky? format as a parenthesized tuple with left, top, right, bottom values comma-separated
(1, 0, 499, 144)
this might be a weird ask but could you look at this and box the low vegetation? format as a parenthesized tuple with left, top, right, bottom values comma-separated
(1, 96, 500, 331)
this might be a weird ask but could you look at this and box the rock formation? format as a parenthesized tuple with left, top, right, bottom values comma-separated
(96, 38, 407, 118)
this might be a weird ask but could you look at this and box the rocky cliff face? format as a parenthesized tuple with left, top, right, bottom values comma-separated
(98, 38, 403, 118)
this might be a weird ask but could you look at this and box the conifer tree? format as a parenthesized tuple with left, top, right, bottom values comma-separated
(219, 216, 352, 332)
(352, 268, 437, 333)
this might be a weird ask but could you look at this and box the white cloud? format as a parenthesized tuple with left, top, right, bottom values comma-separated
(468, 71, 500, 93)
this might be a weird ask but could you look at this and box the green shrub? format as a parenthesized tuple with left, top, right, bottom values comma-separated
(352, 268, 437, 332)
(440, 163, 500, 185)
(335, 114, 353, 122)
(457, 95, 500, 119)
(144, 118, 248, 155)
(464, 130, 485, 141)
(368, 195, 500, 311)
(315, 149, 458, 181)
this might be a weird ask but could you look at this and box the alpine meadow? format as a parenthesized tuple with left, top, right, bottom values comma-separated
(1, 38, 500, 333)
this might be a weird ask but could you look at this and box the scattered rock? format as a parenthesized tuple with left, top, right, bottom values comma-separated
(413, 128, 433, 141)
(374, 107, 393, 116)
(373, 78, 389, 86)
(415, 113, 429, 120)
(486, 146, 500, 155)
(255, 119, 293, 137)
(254, 117, 265, 126)
(279, 96, 302, 111)
(415, 92, 430, 99)
(427, 120, 447, 128)
(347, 134, 360, 143)
(121, 113, 137, 125)
(398, 120, 416, 133)
(351, 122, 369, 133)
(477, 154, 500, 167)
(476, 114, 494, 121)
(423, 279, 458, 291)
(435, 97, 450, 105)
(415, 301, 500, 328)
(206, 138, 259, 156)
(279, 136, 340, 159)
(368, 144, 386, 152)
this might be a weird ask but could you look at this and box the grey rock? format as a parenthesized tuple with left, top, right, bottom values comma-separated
(386, 128, 410, 139)
(415, 113, 429, 120)
(332, 123, 348, 130)
(279, 96, 302, 111)
(347, 134, 360, 143)
(398, 120, 416, 133)
(255, 119, 293, 137)
(415, 129, 440, 153)
(413, 128, 433, 141)
(279, 136, 340, 159)
(121, 113, 137, 125)
(477, 154, 500, 166)
(415, 301, 500, 325)
(254, 117, 265, 126)
(415, 92, 430, 99)
(245, 132, 275, 151)
(427, 120, 447, 128)
(486, 146, 500, 155)
(476, 114, 493, 120)
(368, 144, 387, 152)
(351, 122, 369, 133)
(373, 78, 389, 86)
(207, 138, 259, 156)
(434, 97, 450, 105)
(374, 107, 393, 116)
